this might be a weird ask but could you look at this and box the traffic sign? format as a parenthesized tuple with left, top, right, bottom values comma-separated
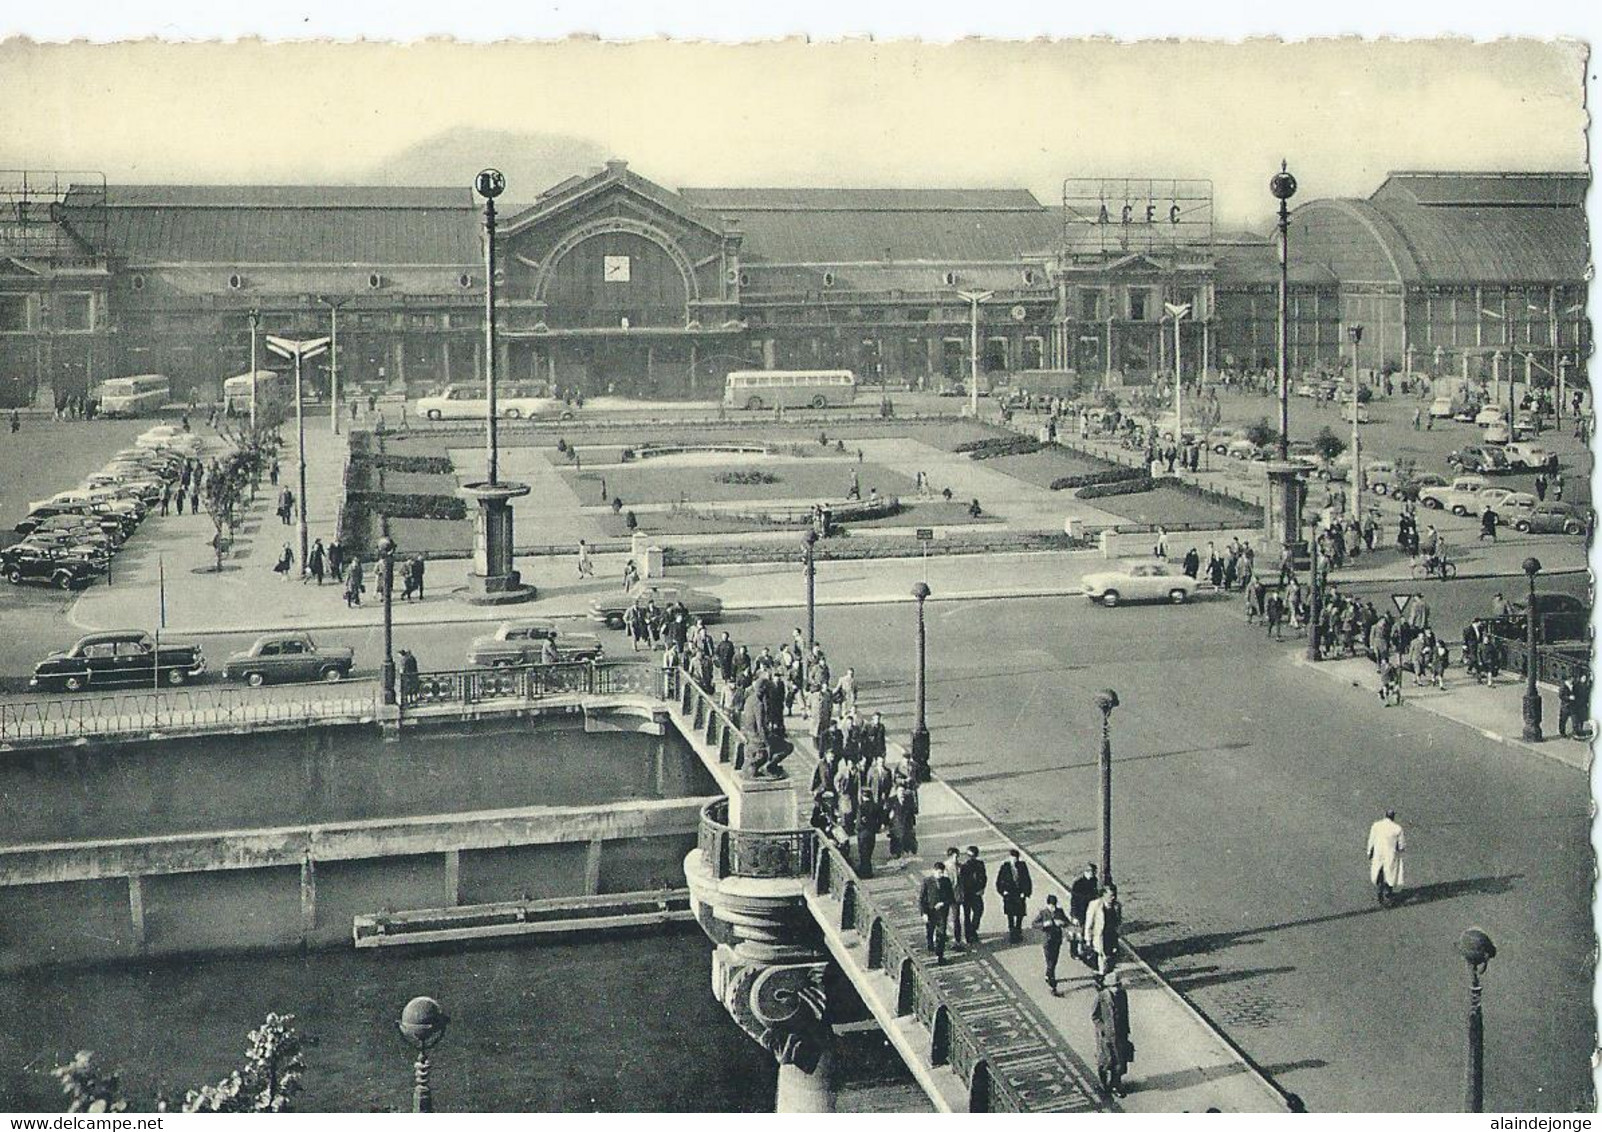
(916, 528, 935, 541)
(1391, 594, 1412, 616)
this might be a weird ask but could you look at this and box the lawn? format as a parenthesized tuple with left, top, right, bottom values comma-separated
(590, 497, 996, 538)
(1080, 483, 1259, 528)
(979, 446, 1119, 490)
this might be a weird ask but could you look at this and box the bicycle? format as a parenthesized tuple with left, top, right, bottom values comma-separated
(1411, 555, 1458, 580)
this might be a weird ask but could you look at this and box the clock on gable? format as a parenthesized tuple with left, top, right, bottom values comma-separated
(603, 255, 631, 283)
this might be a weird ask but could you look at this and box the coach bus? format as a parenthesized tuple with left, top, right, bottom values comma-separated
(223, 370, 285, 417)
(722, 370, 857, 411)
(96, 374, 171, 417)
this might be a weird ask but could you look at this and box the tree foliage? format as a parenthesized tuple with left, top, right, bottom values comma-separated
(1244, 417, 1279, 450)
(1313, 426, 1347, 462)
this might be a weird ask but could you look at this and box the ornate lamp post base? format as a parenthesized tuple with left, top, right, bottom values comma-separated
(1263, 462, 1310, 567)
(458, 481, 538, 604)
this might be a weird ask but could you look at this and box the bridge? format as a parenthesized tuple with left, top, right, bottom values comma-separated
(0, 653, 1291, 1114)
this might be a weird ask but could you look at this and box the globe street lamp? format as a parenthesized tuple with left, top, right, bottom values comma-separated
(378, 536, 397, 706)
(802, 527, 818, 650)
(1521, 557, 1543, 741)
(1348, 324, 1365, 511)
(910, 581, 932, 782)
(1270, 160, 1298, 462)
(1457, 928, 1497, 1112)
(398, 995, 449, 1113)
(1093, 689, 1119, 883)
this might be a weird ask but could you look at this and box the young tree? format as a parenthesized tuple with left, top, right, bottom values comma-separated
(1244, 417, 1279, 451)
(1313, 425, 1348, 462)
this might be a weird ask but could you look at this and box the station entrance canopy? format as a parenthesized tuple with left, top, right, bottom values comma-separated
(1061, 178, 1213, 257)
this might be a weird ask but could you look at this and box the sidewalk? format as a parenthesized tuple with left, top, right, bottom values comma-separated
(1293, 653, 1591, 772)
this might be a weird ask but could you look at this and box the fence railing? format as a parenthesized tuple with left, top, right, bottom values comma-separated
(407, 660, 665, 708)
(1499, 639, 1592, 686)
(697, 797, 816, 880)
(810, 840, 1031, 1113)
(0, 680, 381, 745)
(673, 668, 750, 770)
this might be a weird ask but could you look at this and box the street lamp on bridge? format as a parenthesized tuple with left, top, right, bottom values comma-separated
(910, 581, 931, 782)
(379, 535, 397, 706)
(263, 333, 330, 574)
(1348, 324, 1365, 511)
(1093, 689, 1119, 884)
(802, 527, 818, 650)
(1457, 927, 1496, 1112)
(397, 995, 450, 1113)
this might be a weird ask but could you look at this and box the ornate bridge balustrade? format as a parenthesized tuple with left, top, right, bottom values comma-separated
(673, 668, 750, 770)
(408, 659, 666, 707)
(697, 798, 816, 881)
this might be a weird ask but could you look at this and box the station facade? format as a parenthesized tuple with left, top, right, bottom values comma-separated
(0, 163, 1588, 408)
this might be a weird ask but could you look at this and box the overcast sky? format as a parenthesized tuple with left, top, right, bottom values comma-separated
(0, 37, 1586, 227)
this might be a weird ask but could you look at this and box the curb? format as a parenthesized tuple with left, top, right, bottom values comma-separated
(1289, 654, 1591, 774)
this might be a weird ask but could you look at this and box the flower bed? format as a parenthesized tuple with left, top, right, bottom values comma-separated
(711, 468, 782, 485)
(1076, 476, 1159, 500)
(954, 436, 1046, 459)
(1051, 466, 1146, 491)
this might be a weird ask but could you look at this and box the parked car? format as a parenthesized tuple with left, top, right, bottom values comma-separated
(82, 472, 164, 504)
(28, 489, 145, 521)
(467, 619, 605, 667)
(24, 515, 120, 549)
(1390, 473, 1450, 503)
(12, 532, 111, 566)
(1207, 427, 1244, 454)
(29, 629, 206, 691)
(1504, 590, 1592, 643)
(1, 544, 101, 589)
(15, 503, 131, 540)
(1482, 421, 1511, 445)
(590, 583, 724, 629)
(1447, 445, 1513, 476)
(1083, 560, 1198, 608)
(1495, 492, 1539, 526)
(136, 425, 203, 455)
(1503, 442, 1558, 471)
(1225, 437, 1264, 461)
(1366, 460, 1398, 494)
(1515, 502, 1593, 537)
(222, 632, 355, 686)
(415, 384, 573, 422)
(1418, 475, 1488, 515)
(1428, 396, 1456, 419)
(1474, 405, 1506, 428)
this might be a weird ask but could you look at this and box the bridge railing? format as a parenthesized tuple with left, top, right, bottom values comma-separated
(811, 840, 1024, 1113)
(697, 797, 816, 880)
(0, 680, 381, 745)
(672, 668, 750, 770)
(407, 659, 667, 709)
(1499, 640, 1592, 686)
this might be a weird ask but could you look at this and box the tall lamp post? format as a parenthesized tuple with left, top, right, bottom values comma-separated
(1271, 160, 1297, 461)
(1165, 302, 1191, 436)
(264, 334, 331, 574)
(910, 581, 932, 782)
(397, 995, 449, 1113)
(1521, 557, 1543, 741)
(957, 289, 994, 419)
(1457, 928, 1497, 1112)
(379, 535, 397, 705)
(1093, 690, 1119, 884)
(318, 296, 351, 435)
(1306, 521, 1323, 661)
(801, 527, 818, 649)
(1348, 325, 1365, 510)
(247, 308, 260, 437)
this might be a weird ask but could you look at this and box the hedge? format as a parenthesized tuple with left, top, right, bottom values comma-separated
(371, 454, 454, 474)
(1076, 476, 1158, 500)
(345, 491, 467, 521)
(1050, 466, 1144, 491)
(954, 436, 1045, 459)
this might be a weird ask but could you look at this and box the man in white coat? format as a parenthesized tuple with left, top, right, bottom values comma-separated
(1366, 809, 1406, 908)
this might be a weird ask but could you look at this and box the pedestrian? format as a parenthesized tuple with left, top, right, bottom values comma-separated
(1535, 474, 1548, 502)
(270, 458, 280, 486)
(344, 558, 365, 607)
(410, 554, 425, 600)
(175, 486, 186, 515)
(160, 483, 171, 515)
(399, 648, 420, 705)
(1366, 808, 1406, 908)
(887, 765, 919, 859)
(400, 556, 417, 601)
(8, 409, 18, 434)
(1068, 862, 1099, 961)
(1154, 526, 1169, 559)
(1265, 587, 1286, 640)
(1479, 504, 1498, 542)
(328, 540, 344, 582)
(995, 848, 1033, 943)
(577, 539, 595, 579)
(1559, 671, 1592, 738)
(1554, 472, 1564, 501)
(945, 845, 967, 948)
(273, 542, 293, 580)
(959, 846, 988, 945)
(1085, 883, 1122, 974)
(918, 862, 955, 964)
(622, 558, 640, 592)
(190, 481, 200, 515)
(308, 539, 326, 585)
(1032, 895, 1070, 992)
(1092, 970, 1134, 1099)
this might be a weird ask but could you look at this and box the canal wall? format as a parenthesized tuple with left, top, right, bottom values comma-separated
(0, 797, 706, 973)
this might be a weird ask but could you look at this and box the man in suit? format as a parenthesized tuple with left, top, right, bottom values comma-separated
(1068, 863, 1100, 961)
(861, 711, 888, 763)
(918, 862, 955, 964)
(958, 846, 988, 945)
(1032, 896, 1070, 992)
(944, 846, 967, 947)
(714, 632, 735, 682)
(995, 848, 1034, 942)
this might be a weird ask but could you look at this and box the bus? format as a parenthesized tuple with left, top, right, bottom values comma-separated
(723, 370, 857, 411)
(96, 374, 171, 417)
(223, 370, 285, 417)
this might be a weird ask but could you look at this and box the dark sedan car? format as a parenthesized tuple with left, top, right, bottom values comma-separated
(2, 544, 101, 590)
(1514, 502, 1594, 537)
(30, 630, 205, 691)
(15, 502, 133, 540)
(222, 633, 356, 686)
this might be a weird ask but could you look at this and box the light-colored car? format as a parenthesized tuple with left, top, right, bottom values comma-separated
(1475, 487, 1515, 515)
(1475, 405, 1507, 428)
(1418, 475, 1488, 515)
(135, 426, 203, 455)
(28, 489, 144, 519)
(1226, 437, 1264, 461)
(1482, 421, 1511, 445)
(467, 620, 604, 667)
(415, 384, 573, 422)
(1503, 442, 1557, 471)
(1428, 396, 1456, 419)
(1496, 492, 1539, 526)
(1366, 460, 1397, 493)
(1083, 560, 1198, 608)
(1207, 427, 1244, 454)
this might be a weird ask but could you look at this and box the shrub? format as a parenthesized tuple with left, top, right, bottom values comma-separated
(1050, 466, 1144, 491)
(713, 468, 781, 485)
(624, 510, 638, 530)
(344, 491, 466, 521)
(371, 454, 454, 474)
(1313, 426, 1347, 461)
(954, 436, 1045, 459)
(1076, 476, 1157, 500)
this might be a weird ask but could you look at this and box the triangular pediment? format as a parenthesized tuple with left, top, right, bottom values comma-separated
(1101, 252, 1171, 274)
(502, 161, 725, 240)
(0, 257, 44, 276)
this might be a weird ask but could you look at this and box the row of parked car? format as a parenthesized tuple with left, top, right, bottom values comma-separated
(2, 425, 205, 590)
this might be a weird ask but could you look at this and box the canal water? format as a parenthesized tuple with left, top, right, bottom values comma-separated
(0, 929, 777, 1112)
(0, 719, 711, 844)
